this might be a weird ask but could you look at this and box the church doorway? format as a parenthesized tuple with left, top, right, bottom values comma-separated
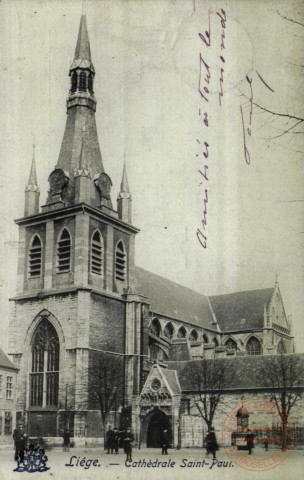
(146, 410, 170, 448)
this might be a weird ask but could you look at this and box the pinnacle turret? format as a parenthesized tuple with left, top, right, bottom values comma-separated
(120, 161, 130, 193)
(118, 161, 132, 223)
(26, 145, 39, 192)
(24, 145, 40, 216)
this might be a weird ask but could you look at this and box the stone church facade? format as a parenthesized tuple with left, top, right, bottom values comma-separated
(8, 12, 298, 446)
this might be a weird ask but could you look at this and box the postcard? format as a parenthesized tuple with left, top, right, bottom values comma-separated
(0, 0, 303, 479)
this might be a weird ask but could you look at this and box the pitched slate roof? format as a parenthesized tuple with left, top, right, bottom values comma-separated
(168, 354, 304, 391)
(0, 347, 18, 371)
(133, 267, 216, 329)
(209, 288, 274, 332)
(134, 267, 275, 334)
(161, 367, 181, 395)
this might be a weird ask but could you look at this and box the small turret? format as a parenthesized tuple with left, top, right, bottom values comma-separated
(74, 127, 92, 204)
(117, 161, 132, 223)
(24, 145, 40, 216)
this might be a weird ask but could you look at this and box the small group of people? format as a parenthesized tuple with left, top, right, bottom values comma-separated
(106, 426, 134, 461)
(105, 426, 121, 454)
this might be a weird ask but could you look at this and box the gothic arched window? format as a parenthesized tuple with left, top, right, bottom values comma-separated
(57, 228, 71, 273)
(88, 73, 93, 93)
(164, 323, 174, 340)
(90, 230, 103, 276)
(30, 319, 59, 407)
(213, 337, 219, 347)
(150, 318, 161, 337)
(189, 329, 198, 342)
(202, 334, 208, 343)
(225, 338, 237, 351)
(115, 241, 127, 282)
(177, 326, 186, 338)
(71, 72, 77, 93)
(29, 235, 42, 278)
(246, 337, 261, 355)
(277, 340, 286, 354)
(79, 71, 86, 91)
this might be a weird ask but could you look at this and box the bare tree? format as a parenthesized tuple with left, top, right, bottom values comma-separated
(261, 354, 303, 450)
(252, 10, 304, 141)
(89, 352, 124, 444)
(180, 359, 235, 431)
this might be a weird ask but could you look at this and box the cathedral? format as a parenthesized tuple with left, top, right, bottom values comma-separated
(8, 11, 297, 448)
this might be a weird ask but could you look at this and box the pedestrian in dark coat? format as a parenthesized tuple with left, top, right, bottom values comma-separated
(247, 430, 254, 455)
(124, 428, 134, 462)
(13, 424, 27, 462)
(63, 429, 70, 452)
(206, 427, 219, 459)
(161, 429, 169, 455)
(106, 425, 115, 454)
(113, 428, 120, 454)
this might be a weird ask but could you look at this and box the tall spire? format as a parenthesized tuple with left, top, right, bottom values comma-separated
(25, 145, 40, 216)
(74, 7, 91, 62)
(42, 10, 110, 212)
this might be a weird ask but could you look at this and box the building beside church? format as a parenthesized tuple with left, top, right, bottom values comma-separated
(8, 11, 299, 447)
(0, 348, 18, 444)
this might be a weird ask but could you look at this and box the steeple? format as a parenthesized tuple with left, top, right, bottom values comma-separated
(43, 10, 112, 212)
(25, 145, 40, 216)
(68, 9, 96, 111)
(118, 161, 132, 223)
(74, 7, 91, 63)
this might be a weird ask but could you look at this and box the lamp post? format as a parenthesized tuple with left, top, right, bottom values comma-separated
(113, 387, 117, 428)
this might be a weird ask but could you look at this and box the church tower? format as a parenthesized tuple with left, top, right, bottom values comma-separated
(9, 10, 145, 441)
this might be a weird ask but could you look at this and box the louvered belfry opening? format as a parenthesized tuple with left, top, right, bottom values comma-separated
(79, 71, 86, 91)
(57, 228, 71, 272)
(29, 235, 42, 277)
(115, 241, 126, 282)
(91, 230, 103, 276)
(71, 71, 77, 93)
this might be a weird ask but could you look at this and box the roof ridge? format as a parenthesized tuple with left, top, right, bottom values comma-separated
(209, 287, 274, 298)
(134, 266, 209, 298)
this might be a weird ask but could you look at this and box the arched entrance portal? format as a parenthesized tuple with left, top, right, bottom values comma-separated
(146, 410, 171, 448)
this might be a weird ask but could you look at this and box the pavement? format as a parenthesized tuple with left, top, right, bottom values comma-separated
(0, 445, 303, 480)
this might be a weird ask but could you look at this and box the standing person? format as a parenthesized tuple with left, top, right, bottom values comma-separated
(63, 429, 70, 452)
(124, 428, 134, 462)
(161, 429, 169, 455)
(13, 424, 27, 463)
(247, 429, 254, 455)
(113, 428, 120, 454)
(106, 425, 115, 454)
(205, 427, 219, 460)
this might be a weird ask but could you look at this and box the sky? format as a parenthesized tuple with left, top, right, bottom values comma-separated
(0, 0, 303, 352)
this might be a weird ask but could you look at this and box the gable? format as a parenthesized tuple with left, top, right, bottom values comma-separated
(141, 364, 181, 399)
(268, 287, 290, 330)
